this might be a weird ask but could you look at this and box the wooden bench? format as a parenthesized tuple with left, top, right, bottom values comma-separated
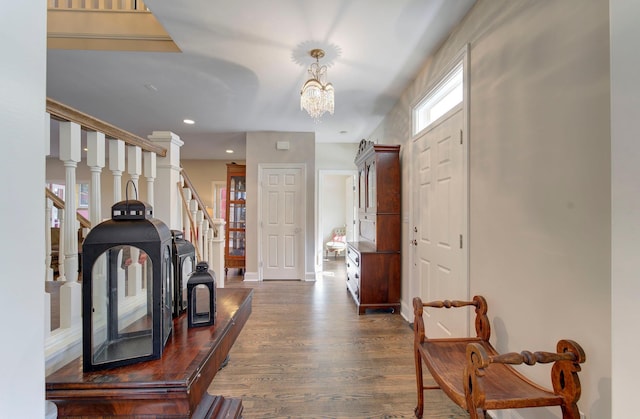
(413, 296, 586, 419)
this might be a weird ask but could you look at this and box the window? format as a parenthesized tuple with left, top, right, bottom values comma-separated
(413, 61, 463, 135)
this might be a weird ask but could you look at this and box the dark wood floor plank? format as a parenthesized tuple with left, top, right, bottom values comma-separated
(209, 259, 469, 418)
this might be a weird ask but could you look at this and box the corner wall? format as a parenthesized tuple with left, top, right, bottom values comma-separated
(369, 1, 610, 417)
(0, 3, 47, 417)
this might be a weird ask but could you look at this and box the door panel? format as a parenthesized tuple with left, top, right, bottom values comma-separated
(413, 107, 467, 338)
(261, 167, 304, 280)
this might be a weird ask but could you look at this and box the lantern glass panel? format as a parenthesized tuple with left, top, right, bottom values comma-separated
(181, 257, 194, 309)
(162, 245, 172, 340)
(90, 245, 154, 366)
(191, 284, 211, 325)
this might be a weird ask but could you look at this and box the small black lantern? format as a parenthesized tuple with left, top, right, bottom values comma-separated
(187, 262, 217, 328)
(170, 230, 196, 318)
(81, 197, 172, 372)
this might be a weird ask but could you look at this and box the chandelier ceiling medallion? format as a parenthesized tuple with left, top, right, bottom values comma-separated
(300, 48, 334, 121)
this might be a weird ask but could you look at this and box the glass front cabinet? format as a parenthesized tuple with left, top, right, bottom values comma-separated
(224, 163, 246, 274)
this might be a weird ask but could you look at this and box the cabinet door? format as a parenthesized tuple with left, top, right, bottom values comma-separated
(366, 160, 376, 212)
(358, 166, 366, 211)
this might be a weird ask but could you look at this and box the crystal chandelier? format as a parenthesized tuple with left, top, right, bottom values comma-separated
(300, 49, 334, 121)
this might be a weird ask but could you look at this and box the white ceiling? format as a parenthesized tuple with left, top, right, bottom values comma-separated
(46, 0, 475, 160)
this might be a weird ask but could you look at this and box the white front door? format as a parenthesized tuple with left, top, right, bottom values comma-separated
(260, 165, 305, 280)
(412, 105, 468, 338)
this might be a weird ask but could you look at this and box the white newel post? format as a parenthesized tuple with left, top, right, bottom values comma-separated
(127, 145, 143, 297)
(211, 218, 225, 287)
(144, 151, 156, 209)
(182, 187, 192, 243)
(59, 121, 81, 328)
(147, 131, 183, 230)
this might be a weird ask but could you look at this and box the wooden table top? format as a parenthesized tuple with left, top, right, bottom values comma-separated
(46, 288, 253, 391)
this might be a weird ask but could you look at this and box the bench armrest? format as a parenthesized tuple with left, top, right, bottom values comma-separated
(412, 296, 490, 344)
(464, 340, 586, 413)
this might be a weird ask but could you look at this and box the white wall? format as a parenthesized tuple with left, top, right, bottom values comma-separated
(610, 1, 640, 417)
(0, 3, 47, 417)
(245, 131, 315, 278)
(370, 1, 610, 417)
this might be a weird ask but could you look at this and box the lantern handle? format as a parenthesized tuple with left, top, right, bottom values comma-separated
(125, 180, 138, 202)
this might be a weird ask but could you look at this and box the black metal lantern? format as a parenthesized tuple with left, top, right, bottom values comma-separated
(170, 230, 196, 318)
(81, 198, 172, 372)
(187, 262, 216, 328)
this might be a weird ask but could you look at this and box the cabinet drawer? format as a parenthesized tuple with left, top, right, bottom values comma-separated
(346, 246, 360, 266)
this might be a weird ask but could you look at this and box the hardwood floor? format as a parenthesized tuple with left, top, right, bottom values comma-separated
(209, 259, 469, 418)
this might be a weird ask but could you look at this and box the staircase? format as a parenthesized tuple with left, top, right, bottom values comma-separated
(44, 98, 224, 374)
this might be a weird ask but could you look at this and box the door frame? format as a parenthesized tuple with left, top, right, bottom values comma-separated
(257, 163, 306, 281)
(408, 45, 470, 329)
(316, 169, 357, 274)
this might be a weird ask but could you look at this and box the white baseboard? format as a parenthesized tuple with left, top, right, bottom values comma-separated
(243, 271, 259, 281)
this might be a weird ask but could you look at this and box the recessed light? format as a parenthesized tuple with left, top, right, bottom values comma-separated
(226, 149, 234, 154)
(183, 119, 195, 125)
(339, 130, 348, 134)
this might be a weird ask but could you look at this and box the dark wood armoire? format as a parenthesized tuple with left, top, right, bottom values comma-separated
(346, 140, 401, 314)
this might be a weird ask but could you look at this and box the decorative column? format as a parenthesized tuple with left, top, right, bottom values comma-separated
(144, 151, 156, 208)
(127, 145, 143, 297)
(59, 121, 81, 328)
(109, 139, 125, 203)
(87, 131, 105, 225)
(147, 131, 184, 230)
(210, 219, 226, 287)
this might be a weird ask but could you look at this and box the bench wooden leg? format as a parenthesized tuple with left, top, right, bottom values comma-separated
(561, 403, 581, 419)
(414, 347, 424, 418)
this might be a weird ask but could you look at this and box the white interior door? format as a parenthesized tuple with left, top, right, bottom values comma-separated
(412, 106, 468, 338)
(260, 166, 304, 280)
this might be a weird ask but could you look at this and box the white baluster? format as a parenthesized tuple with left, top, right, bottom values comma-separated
(211, 219, 226, 288)
(182, 187, 192, 242)
(144, 151, 156, 209)
(45, 197, 54, 282)
(59, 121, 81, 328)
(127, 145, 143, 297)
(57, 209, 66, 280)
(207, 226, 214, 268)
(196, 210, 204, 261)
(202, 221, 210, 264)
(189, 199, 198, 249)
(87, 131, 106, 309)
(109, 139, 125, 203)
(87, 131, 105, 227)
